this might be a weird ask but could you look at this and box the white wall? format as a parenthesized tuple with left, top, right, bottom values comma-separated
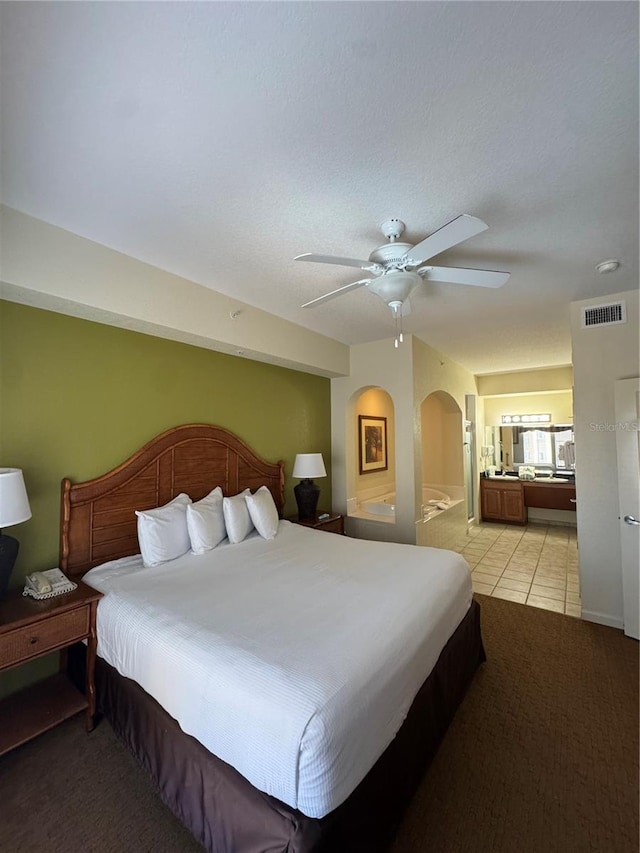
(0, 205, 349, 379)
(570, 289, 639, 628)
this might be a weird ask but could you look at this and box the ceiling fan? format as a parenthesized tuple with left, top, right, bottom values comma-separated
(295, 215, 510, 346)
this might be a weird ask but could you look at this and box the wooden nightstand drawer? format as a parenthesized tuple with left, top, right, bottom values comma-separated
(0, 581, 102, 756)
(1, 607, 89, 669)
(288, 512, 345, 534)
(316, 516, 344, 534)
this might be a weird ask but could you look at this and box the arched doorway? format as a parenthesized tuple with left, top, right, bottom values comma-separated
(346, 387, 396, 525)
(418, 390, 467, 548)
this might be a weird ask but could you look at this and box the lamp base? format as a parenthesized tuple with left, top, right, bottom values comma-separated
(0, 534, 19, 600)
(294, 479, 320, 521)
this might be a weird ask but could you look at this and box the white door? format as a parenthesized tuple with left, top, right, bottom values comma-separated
(614, 378, 640, 640)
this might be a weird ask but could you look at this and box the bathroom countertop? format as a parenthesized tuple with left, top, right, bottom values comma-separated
(485, 475, 575, 485)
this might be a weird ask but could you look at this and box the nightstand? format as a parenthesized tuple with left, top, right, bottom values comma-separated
(289, 512, 345, 535)
(0, 580, 102, 756)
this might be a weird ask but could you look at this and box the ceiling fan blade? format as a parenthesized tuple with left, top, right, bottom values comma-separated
(301, 279, 371, 308)
(295, 253, 381, 273)
(419, 266, 510, 288)
(403, 214, 489, 266)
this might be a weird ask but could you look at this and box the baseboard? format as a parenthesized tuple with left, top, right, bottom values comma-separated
(527, 518, 577, 529)
(581, 609, 624, 630)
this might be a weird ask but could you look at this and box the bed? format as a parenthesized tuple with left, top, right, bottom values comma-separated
(60, 423, 485, 853)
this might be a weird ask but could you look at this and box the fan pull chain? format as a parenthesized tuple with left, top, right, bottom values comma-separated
(392, 302, 404, 348)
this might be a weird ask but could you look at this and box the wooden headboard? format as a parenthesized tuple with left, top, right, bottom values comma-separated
(60, 424, 285, 578)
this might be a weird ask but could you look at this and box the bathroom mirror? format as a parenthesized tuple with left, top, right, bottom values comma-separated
(482, 427, 500, 472)
(500, 424, 574, 472)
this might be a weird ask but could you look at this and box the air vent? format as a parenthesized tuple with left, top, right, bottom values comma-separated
(581, 301, 626, 328)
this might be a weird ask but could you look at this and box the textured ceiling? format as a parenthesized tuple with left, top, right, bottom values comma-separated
(1, 1, 638, 374)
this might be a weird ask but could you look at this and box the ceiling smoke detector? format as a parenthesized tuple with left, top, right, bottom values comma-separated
(595, 259, 620, 274)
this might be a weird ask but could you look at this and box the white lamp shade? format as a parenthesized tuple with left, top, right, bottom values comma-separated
(0, 468, 32, 527)
(292, 453, 327, 479)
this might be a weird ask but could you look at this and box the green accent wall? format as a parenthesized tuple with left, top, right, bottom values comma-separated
(0, 300, 331, 696)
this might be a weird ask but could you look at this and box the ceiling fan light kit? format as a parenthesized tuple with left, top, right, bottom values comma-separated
(367, 271, 421, 305)
(296, 214, 510, 347)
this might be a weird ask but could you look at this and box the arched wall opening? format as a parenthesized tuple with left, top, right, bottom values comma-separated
(420, 390, 464, 493)
(417, 390, 468, 547)
(346, 386, 396, 523)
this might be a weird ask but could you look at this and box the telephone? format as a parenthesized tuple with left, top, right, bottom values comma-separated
(23, 568, 77, 600)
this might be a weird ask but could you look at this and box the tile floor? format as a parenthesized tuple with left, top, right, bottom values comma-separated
(453, 522, 581, 617)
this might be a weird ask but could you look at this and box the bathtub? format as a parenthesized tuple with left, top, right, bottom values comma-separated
(361, 492, 396, 516)
(421, 487, 450, 506)
(360, 487, 451, 518)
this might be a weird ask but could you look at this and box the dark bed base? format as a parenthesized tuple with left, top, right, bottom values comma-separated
(94, 599, 485, 853)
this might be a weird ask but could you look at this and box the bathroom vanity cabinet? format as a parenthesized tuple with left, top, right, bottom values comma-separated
(480, 478, 526, 524)
(522, 482, 577, 512)
(481, 477, 577, 524)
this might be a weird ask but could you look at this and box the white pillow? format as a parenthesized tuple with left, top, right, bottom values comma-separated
(222, 488, 253, 544)
(186, 487, 226, 554)
(135, 493, 192, 568)
(245, 486, 279, 540)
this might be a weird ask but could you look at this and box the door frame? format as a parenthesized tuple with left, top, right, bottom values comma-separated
(614, 377, 639, 640)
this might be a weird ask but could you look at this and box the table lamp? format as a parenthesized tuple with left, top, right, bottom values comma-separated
(292, 453, 327, 520)
(0, 468, 32, 599)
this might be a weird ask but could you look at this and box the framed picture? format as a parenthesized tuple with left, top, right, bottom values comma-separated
(358, 415, 388, 474)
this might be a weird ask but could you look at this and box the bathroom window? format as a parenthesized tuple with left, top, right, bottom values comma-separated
(516, 426, 574, 469)
(522, 430, 552, 465)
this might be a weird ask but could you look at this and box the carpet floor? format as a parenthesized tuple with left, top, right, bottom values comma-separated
(0, 594, 637, 853)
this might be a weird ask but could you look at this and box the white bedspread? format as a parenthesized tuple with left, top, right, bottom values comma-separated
(84, 521, 471, 818)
